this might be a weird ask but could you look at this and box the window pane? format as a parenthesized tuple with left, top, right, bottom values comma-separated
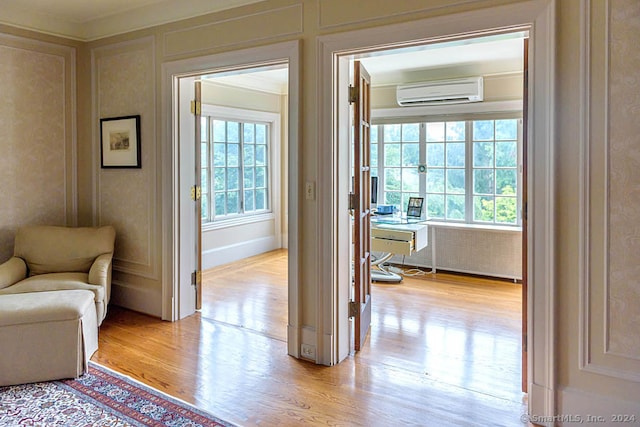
(402, 143, 419, 166)
(446, 169, 465, 194)
(226, 191, 239, 214)
(201, 169, 208, 193)
(215, 193, 225, 216)
(427, 194, 444, 218)
(371, 143, 378, 168)
(446, 143, 465, 167)
(213, 120, 226, 142)
(201, 117, 207, 141)
(496, 196, 517, 224)
(227, 144, 239, 167)
(213, 143, 225, 167)
(446, 195, 465, 220)
(256, 189, 267, 210)
(473, 120, 494, 141)
(495, 119, 518, 140)
(496, 141, 517, 167)
(370, 125, 378, 143)
(427, 143, 444, 167)
(384, 191, 401, 207)
(474, 196, 494, 222)
(201, 143, 208, 168)
(255, 167, 266, 187)
(255, 124, 267, 144)
(496, 169, 517, 195)
(473, 142, 494, 167)
(402, 168, 419, 192)
(384, 144, 401, 167)
(446, 121, 465, 141)
(227, 167, 239, 191)
(426, 168, 444, 193)
(201, 195, 208, 219)
(244, 168, 254, 189)
(227, 122, 239, 142)
(214, 169, 225, 191)
(402, 123, 420, 142)
(244, 190, 255, 211)
(384, 168, 401, 191)
(255, 145, 266, 166)
(473, 169, 494, 195)
(426, 122, 444, 142)
(243, 145, 255, 166)
(244, 124, 255, 143)
(383, 124, 401, 142)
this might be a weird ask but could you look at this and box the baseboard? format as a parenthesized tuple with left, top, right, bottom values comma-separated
(202, 236, 280, 269)
(110, 281, 162, 318)
(557, 387, 640, 425)
(528, 382, 555, 427)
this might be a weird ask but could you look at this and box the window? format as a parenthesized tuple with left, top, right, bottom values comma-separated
(373, 118, 521, 226)
(200, 106, 276, 224)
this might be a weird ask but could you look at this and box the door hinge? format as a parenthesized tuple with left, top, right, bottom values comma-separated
(348, 85, 358, 104)
(191, 270, 201, 286)
(349, 301, 359, 318)
(190, 185, 201, 201)
(521, 201, 527, 221)
(348, 192, 357, 211)
(522, 333, 527, 352)
(190, 100, 201, 115)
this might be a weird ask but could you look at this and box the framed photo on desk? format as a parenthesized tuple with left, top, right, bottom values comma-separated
(407, 197, 424, 218)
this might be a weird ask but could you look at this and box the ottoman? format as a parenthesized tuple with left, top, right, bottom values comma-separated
(0, 289, 98, 386)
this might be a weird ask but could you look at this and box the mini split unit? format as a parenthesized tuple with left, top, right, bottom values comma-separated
(396, 76, 484, 106)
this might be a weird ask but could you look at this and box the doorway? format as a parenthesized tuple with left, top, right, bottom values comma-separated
(346, 30, 527, 402)
(317, 0, 556, 416)
(162, 40, 302, 358)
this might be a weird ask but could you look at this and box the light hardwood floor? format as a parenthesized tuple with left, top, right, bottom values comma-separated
(93, 249, 527, 426)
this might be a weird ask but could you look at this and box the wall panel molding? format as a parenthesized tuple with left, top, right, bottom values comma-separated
(0, 33, 76, 262)
(581, 0, 640, 382)
(92, 36, 159, 281)
(163, 4, 303, 58)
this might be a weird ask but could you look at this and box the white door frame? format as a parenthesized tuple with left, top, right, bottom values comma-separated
(160, 40, 302, 357)
(317, 0, 555, 419)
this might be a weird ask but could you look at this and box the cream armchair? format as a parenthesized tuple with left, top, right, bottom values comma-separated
(0, 225, 116, 325)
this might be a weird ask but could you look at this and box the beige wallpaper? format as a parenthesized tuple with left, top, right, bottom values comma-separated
(607, 0, 640, 358)
(0, 40, 70, 262)
(95, 38, 156, 276)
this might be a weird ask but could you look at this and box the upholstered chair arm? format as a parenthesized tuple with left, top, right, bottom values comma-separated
(88, 253, 113, 303)
(0, 257, 28, 290)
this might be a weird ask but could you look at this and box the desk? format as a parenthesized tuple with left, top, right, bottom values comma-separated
(371, 217, 428, 282)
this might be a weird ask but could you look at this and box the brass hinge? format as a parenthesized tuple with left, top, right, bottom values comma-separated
(349, 301, 359, 318)
(522, 333, 527, 352)
(191, 270, 201, 286)
(190, 185, 201, 201)
(521, 201, 527, 221)
(348, 85, 358, 104)
(190, 100, 201, 115)
(348, 192, 357, 211)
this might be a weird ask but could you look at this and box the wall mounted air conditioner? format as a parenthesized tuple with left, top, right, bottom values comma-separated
(396, 77, 483, 106)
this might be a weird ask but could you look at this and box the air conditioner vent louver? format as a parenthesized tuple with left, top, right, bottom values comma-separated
(396, 77, 483, 106)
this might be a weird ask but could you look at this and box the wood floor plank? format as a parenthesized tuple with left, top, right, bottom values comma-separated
(93, 250, 527, 426)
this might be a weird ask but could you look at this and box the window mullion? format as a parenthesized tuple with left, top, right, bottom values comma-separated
(419, 123, 426, 198)
(239, 123, 245, 214)
(465, 120, 473, 224)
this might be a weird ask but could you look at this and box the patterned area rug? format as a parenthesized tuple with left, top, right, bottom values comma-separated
(0, 362, 235, 426)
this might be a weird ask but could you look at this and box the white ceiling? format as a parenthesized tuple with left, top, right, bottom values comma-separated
(0, 0, 264, 40)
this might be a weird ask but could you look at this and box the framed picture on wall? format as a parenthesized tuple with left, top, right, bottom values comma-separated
(100, 115, 141, 168)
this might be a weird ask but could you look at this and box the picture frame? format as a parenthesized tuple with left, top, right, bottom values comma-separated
(406, 197, 424, 218)
(100, 115, 141, 168)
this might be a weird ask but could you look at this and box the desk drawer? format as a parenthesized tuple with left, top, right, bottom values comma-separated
(371, 237, 413, 256)
(371, 228, 414, 242)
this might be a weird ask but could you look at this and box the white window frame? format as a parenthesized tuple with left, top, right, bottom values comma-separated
(201, 104, 281, 230)
(373, 116, 522, 228)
